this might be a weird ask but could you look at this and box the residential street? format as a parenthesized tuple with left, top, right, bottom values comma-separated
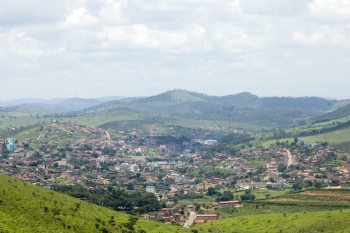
(287, 150, 293, 167)
(184, 212, 196, 228)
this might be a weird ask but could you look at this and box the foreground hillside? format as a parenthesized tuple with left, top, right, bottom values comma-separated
(0, 174, 188, 233)
(194, 208, 350, 233)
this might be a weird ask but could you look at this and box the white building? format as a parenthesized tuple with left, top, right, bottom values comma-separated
(130, 164, 140, 173)
(146, 186, 157, 193)
(205, 140, 218, 145)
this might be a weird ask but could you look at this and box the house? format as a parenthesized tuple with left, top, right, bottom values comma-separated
(186, 204, 195, 212)
(146, 186, 157, 193)
(196, 213, 220, 222)
(218, 200, 239, 208)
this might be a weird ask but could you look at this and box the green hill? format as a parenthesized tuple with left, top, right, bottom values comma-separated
(312, 103, 350, 124)
(0, 173, 188, 233)
(83, 90, 344, 128)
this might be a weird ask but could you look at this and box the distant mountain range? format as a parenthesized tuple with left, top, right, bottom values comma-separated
(2, 90, 349, 128)
(0, 96, 126, 111)
(82, 90, 348, 128)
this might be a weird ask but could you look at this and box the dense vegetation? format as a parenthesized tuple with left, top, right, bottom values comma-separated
(201, 133, 253, 157)
(311, 103, 350, 124)
(55, 186, 164, 215)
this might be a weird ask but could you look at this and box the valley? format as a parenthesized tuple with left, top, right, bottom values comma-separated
(1, 90, 350, 232)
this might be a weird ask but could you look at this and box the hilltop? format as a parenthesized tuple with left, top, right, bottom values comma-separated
(84, 89, 343, 128)
(0, 173, 188, 233)
(1, 90, 348, 132)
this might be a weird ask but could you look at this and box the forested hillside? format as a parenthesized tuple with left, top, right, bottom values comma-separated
(84, 90, 339, 128)
(312, 103, 350, 123)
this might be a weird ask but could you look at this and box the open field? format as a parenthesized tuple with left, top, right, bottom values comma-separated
(178, 196, 217, 206)
(195, 208, 350, 233)
(167, 118, 266, 133)
(255, 116, 350, 144)
(258, 189, 350, 206)
(196, 189, 350, 232)
(261, 125, 350, 146)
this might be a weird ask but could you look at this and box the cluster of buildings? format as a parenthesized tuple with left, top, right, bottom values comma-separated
(0, 137, 17, 153)
(1, 122, 350, 226)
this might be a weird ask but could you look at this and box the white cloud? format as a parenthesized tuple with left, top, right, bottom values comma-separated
(308, 0, 350, 20)
(0, 0, 349, 99)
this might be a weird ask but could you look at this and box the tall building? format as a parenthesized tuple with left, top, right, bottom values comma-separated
(0, 139, 6, 153)
(130, 164, 140, 173)
(7, 137, 16, 152)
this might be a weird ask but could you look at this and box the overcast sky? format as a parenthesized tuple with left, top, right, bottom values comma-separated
(0, 0, 349, 100)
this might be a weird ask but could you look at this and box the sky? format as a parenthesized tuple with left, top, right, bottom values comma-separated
(0, 0, 350, 100)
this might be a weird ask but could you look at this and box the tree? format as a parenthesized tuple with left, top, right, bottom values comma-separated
(102, 147, 116, 156)
(240, 193, 255, 201)
(207, 187, 217, 196)
(277, 163, 287, 173)
(91, 152, 99, 158)
(314, 182, 323, 188)
(136, 152, 142, 156)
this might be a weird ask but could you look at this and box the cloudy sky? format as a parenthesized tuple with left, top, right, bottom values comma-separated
(0, 0, 349, 100)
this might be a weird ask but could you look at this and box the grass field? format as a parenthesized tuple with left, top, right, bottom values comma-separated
(178, 196, 217, 206)
(196, 189, 350, 232)
(195, 208, 350, 233)
(168, 118, 266, 133)
(261, 125, 350, 147)
(256, 115, 350, 147)
(257, 189, 350, 207)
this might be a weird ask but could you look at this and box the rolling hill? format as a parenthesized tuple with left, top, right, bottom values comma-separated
(83, 90, 343, 128)
(0, 173, 188, 233)
(311, 103, 350, 124)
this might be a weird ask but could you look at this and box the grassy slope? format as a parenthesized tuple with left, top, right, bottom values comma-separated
(0, 107, 266, 141)
(197, 189, 350, 232)
(63, 109, 141, 126)
(195, 208, 350, 233)
(259, 115, 350, 146)
(261, 126, 350, 146)
(0, 174, 188, 233)
(170, 90, 207, 103)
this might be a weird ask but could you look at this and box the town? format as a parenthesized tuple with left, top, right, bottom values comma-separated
(0, 121, 349, 227)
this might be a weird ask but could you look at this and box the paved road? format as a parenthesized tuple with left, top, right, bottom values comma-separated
(287, 149, 293, 167)
(184, 212, 196, 228)
(105, 130, 111, 140)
